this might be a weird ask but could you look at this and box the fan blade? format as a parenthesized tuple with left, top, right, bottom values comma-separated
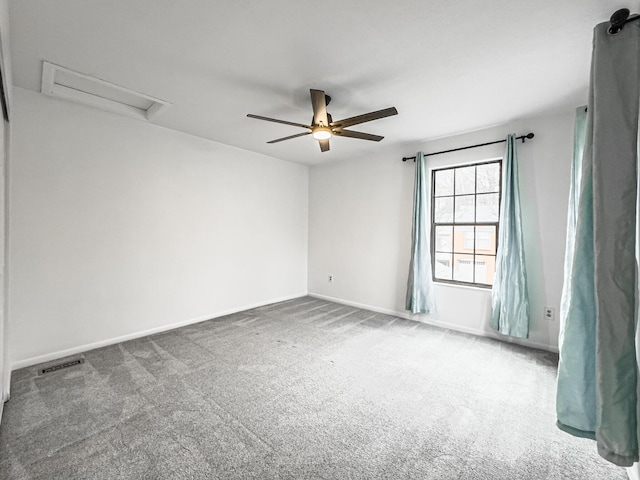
(247, 114, 312, 130)
(267, 131, 311, 144)
(330, 107, 398, 129)
(333, 129, 384, 142)
(319, 139, 330, 152)
(310, 89, 329, 126)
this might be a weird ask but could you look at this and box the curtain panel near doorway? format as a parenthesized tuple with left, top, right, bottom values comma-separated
(490, 134, 529, 338)
(406, 152, 437, 314)
(556, 20, 639, 467)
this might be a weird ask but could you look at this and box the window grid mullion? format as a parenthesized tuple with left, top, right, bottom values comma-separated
(452, 170, 457, 282)
(472, 165, 477, 283)
(452, 167, 457, 226)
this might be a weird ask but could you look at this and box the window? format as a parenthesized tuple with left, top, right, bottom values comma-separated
(431, 160, 501, 287)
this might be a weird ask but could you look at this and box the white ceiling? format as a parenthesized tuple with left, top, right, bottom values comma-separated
(7, 0, 635, 165)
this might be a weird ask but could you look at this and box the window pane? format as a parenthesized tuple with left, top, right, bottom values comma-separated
(435, 226, 453, 252)
(455, 166, 475, 195)
(476, 163, 500, 193)
(463, 229, 474, 250)
(434, 169, 454, 196)
(454, 254, 475, 283)
(434, 252, 453, 280)
(454, 195, 475, 222)
(476, 193, 499, 222)
(434, 197, 453, 223)
(475, 254, 496, 285)
(430, 161, 500, 288)
(476, 225, 496, 253)
(453, 225, 474, 253)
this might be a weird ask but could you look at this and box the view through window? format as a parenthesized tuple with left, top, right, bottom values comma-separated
(431, 160, 501, 287)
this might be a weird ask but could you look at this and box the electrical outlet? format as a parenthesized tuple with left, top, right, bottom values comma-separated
(328, 275, 333, 283)
(544, 307, 555, 321)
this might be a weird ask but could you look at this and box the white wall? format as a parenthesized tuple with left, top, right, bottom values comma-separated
(0, 0, 11, 404)
(309, 110, 575, 352)
(9, 87, 308, 367)
(0, 121, 5, 407)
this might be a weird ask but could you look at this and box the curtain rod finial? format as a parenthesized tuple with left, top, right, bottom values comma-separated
(609, 8, 630, 34)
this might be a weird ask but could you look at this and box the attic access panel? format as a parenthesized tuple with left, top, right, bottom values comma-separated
(41, 61, 171, 121)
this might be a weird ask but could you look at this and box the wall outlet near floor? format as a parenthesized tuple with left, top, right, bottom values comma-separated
(328, 275, 333, 283)
(544, 306, 555, 321)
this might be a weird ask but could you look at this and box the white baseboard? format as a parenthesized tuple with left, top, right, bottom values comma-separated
(10, 290, 557, 371)
(11, 292, 308, 371)
(308, 292, 558, 353)
(0, 366, 7, 423)
(2, 369, 8, 403)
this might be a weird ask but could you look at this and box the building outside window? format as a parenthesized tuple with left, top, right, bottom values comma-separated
(431, 160, 501, 287)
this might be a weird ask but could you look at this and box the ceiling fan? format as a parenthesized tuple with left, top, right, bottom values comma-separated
(247, 89, 398, 152)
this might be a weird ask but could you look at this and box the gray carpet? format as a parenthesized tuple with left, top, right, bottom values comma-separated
(0, 296, 628, 479)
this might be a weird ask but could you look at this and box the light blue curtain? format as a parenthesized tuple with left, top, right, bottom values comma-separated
(406, 152, 437, 314)
(556, 20, 639, 467)
(489, 135, 529, 338)
(556, 22, 640, 466)
(556, 106, 595, 440)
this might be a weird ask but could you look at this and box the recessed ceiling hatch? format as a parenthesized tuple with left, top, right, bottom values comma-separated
(41, 61, 171, 121)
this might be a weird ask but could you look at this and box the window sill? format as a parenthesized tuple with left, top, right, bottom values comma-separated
(434, 281, 492, 292)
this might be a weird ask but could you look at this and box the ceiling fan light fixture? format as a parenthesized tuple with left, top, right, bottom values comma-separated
(312, 126, 332, 140)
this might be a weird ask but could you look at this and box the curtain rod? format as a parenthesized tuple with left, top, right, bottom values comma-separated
(401, 133, 535, 163)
